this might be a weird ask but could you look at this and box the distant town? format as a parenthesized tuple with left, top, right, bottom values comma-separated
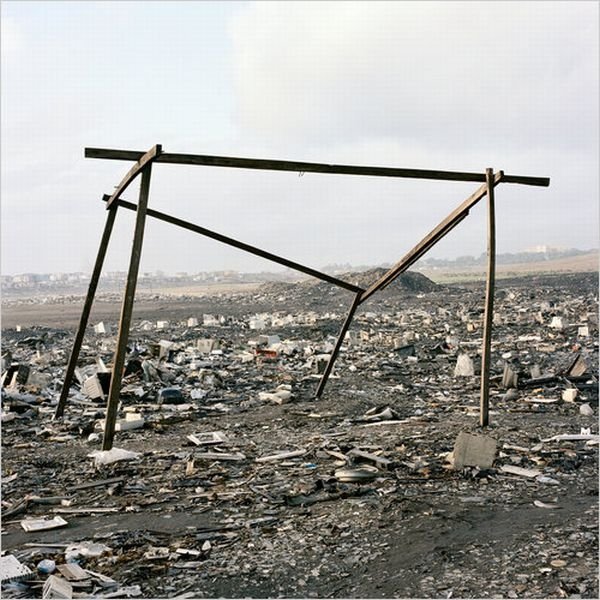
(1, 246, 596, 297)
(0, 269, 300, 296)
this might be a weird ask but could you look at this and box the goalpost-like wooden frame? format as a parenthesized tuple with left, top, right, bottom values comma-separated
(53, 144, 549, 451)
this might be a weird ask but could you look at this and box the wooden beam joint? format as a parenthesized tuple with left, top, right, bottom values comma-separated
(104, 144, 162, 209)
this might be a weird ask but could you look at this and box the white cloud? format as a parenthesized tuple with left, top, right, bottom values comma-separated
(231, 1, 598, 154)
(0, 15, 23, 59)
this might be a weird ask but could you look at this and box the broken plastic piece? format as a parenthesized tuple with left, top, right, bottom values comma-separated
(255, 449, 307, 463)
(64, 542, 111, 562)
(42, 575, 73, 599)
(187, 431, 227, 446)
(500, 465, 541, 478)
(335, 465, 379, 482)
(0, 555, 34, 583)
(21, 515, 68, 532)
(88, 448, 141, 466)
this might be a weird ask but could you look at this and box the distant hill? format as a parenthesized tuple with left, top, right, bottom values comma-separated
(418, 247, 597, 268)
(416, 250, 598, 283)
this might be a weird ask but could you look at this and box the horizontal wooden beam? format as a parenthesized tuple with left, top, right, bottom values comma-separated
(501, 174, 549, 187)
(85, 146, 549, 187)
(104, 144, 162, 209)
(110, 199, 364, 294)
(359, 171, 504, 303)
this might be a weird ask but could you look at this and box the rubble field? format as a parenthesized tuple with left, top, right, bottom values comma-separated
(1, 270, 598, 599)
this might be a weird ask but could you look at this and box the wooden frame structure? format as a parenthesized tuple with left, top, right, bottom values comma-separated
(54, 144, 549, 449)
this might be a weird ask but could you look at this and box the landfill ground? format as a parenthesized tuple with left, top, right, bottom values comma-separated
(1, 269, 598, 599)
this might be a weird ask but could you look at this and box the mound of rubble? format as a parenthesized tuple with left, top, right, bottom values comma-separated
(259, 269, 439, 310)
(1, 272, 598, 599)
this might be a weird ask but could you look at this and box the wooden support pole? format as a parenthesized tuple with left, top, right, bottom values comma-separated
(102, 165, 153, 451)
(315, 292, 362, 398)
(54, 206, 118, 419)
(480, 168, 496, 427)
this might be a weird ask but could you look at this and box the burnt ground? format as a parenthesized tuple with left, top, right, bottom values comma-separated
(1, 271, 598, 599)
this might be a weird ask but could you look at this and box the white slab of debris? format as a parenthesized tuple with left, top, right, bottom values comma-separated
(43, 575, 73, 599)
(194, 451, 246, 461)
(88, 448, 141, 466)
(256, 449, 307, 463)
(542, 433, 600, 443)
(21, 515, 68, 532)
(99, 414, 144, 432)
(451, 432, 497, 469)
(500, 465, 542, 478)
(0, 554, 34, 583)
(187, 431, 227, 446)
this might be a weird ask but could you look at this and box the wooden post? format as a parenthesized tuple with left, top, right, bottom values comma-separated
(54, 206, 118, 419)
(480, 168, 496, 427)
(102, 165, 153, 450)
(315, 292, 362, 398)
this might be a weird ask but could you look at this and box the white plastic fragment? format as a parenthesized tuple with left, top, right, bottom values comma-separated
(334, 465, 380, 482)
(533, 499, 560, 509)
(536, 475, 560, 485)
(64, 542, 111, 562)
(541, 433, 599, 443)
(500, 465, 541, 478)
(97, 585, 142, 598)
(562, 388, 578, 402)
(21, 516, 68, 532)
(580, 403, 594, 416)
(43, 574, 73, 599)
(577, 325, 589, 337)
(0, 555, 34, 583)
(256, 449, 307, 463)
(88, 448, 141, 466)
(187, 431, 227, 446)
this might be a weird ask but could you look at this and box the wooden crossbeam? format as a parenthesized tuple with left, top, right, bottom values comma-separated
(86, 147, 549, 187)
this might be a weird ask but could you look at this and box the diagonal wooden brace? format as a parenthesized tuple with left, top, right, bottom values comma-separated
(104, 144, 162, 209)
(359, 171, 504, 304)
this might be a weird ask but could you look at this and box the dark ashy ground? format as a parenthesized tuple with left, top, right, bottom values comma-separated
(1, 271, 598, 599)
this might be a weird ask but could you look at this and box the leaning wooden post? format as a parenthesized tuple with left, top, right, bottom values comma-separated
(102, 165, 153, 450)
(480, 168, 497, 427)
(54, 206, 119, 419)
(315, 292, 362, 398)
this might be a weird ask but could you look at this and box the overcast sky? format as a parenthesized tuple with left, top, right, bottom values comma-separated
(1, 1, 598, 276)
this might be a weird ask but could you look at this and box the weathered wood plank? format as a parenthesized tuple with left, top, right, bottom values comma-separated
(104, 144, 161, 209)
(480, 168, 497, 427)
(359, 172, 504, 303)
(86, 147, 548, 185)
(102, 165, 153, 451)
(112, 199, 363, 294)
(54, 206, 118, 419)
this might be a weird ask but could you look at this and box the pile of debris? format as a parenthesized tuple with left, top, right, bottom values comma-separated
(1, 271, 597, 598)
